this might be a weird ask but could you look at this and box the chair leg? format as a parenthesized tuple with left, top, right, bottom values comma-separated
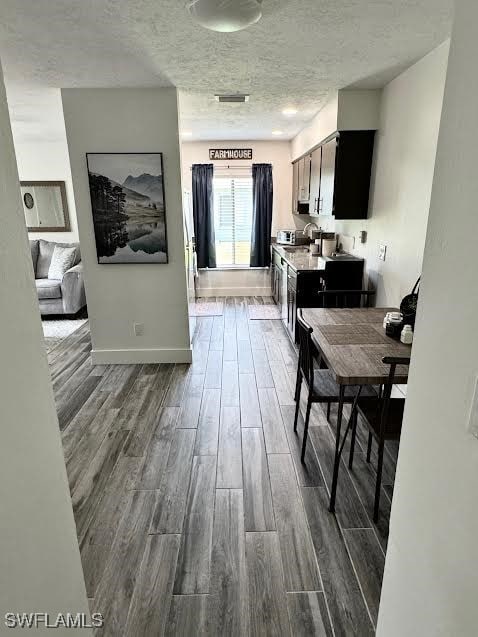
(326, 402, 331, 422)
(293, 374, 302, 433)
(294, 364, 301, 402)
(366, 432, 373, 463)
(300, 394, 312, 463)
(348, 410, 357, 469)
(374, 439, 385, 523)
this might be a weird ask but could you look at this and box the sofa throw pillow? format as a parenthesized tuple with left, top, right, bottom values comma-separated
(37, 240, 80, 278)
(48, 245, 77, 280)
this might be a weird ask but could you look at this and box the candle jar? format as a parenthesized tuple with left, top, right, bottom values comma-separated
(385, 313, 403, 339)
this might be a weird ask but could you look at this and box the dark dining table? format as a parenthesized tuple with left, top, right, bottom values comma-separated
(301, 307, 412, 513)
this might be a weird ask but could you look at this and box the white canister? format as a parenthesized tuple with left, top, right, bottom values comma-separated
(309, 240, 320, 255)
(400, 325, 413, 345)
(383, 311, 401, 328)
(322, 238, 336, 258)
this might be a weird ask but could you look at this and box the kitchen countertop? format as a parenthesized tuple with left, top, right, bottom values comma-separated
(271, 244, 363, 273)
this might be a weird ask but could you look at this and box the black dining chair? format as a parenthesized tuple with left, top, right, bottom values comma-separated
(293, 310, 377, 463)
(348, 356, 411, 522)
(317, 289, 376, 308)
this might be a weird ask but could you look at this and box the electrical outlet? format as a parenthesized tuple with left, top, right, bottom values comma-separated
(467, 376, 478, 438)
(134, 322, 144, 336)
(378, 243, 387, 261)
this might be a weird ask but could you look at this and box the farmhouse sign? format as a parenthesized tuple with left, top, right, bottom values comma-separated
(209, 148, 253, 160)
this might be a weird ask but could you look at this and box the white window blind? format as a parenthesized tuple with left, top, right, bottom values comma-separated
(213, 176, 253, 266)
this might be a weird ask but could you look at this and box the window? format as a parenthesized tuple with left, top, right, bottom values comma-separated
(213, 176, 253, 266)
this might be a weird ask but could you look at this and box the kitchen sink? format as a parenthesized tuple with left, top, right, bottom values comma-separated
(329, 253, 357, 260)
(282, 246, 309, 253)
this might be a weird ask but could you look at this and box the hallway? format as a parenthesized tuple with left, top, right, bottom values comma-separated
(52, 297, 396, 636)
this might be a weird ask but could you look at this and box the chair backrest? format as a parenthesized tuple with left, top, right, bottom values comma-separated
(321, 260, 366, 307)
(318, 289, 376, 308)
(296, 310, 315, 386)
(379, 356, 411, 436)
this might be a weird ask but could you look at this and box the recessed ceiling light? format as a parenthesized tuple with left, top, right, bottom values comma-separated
(272, 130, 284, 136)
(182, 130, 193, 137)
(282, 108, 298, 116)
(187, 0, 262, 33)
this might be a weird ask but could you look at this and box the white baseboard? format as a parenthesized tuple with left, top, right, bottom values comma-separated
(91, 347, 193, 365)
(196, 287, 272, 297)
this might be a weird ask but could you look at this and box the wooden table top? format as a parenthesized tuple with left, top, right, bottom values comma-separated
(301, 307, 412, 385)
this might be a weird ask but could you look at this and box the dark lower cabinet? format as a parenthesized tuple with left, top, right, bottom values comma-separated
(271, 249, 283, 306)
(284, 268, 324, 343)
(271, 248, 365, 343)
(271, 263, 282, 305)
(286, 269, 297, 340)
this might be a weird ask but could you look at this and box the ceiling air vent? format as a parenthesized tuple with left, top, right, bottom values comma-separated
(215, 94, 250, 103)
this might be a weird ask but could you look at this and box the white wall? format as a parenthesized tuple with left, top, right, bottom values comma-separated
(290, 89, 381, 237)
(291, 92, 339, 160)
(14, 140, 78, 242)
(0, 64, 90, 633)
(181, 140, 292, 296)
(9, 88, 79, 243)
(181, 140, 292, 235)
(290, 48, 448, 307)
(336, 89, 382, 131)
(62, 88, 191, 364)
(193, 267, 271, 298)
(377, 3, 478, 634)
(290, 89, 381, 160)
(335, 42, 449, 306)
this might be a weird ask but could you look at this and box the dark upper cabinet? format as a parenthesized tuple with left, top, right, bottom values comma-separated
(302, 155, 311, 201)
(292, 130, 375, 220)
(308, 147, 322, 216)
(292, 160, 299, 213)
(318, 138, 337, 216)
(297, 155, 311, 202)
(333, 130, 375, 220)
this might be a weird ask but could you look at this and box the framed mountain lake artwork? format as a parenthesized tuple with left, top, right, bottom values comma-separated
(86, 153, 168, 263)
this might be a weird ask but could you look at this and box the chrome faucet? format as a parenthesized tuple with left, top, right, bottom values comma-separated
(303, 222, 319, 239)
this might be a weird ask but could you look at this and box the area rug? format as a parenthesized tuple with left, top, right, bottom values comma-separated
(189, 301, 224, 317)
(248, 304, 282, 320)
(42, 318, 87, 353)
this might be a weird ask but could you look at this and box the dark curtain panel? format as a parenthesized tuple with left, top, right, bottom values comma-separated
(250, 163, 273, 267)
(192, 163, 216, 268)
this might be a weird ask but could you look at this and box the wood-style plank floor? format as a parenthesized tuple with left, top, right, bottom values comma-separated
(49, 297, 398, 636)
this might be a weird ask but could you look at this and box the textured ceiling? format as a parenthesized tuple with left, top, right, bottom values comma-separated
(0, 0, 453, 141)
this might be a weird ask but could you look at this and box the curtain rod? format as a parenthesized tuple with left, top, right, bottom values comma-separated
(189, 164, 252, 170)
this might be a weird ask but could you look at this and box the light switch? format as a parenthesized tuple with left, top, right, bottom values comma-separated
(467, 375, 478, 438)
(378, 243, 387, 261)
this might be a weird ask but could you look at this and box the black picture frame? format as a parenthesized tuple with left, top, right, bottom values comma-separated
(86, 152, 168, 264)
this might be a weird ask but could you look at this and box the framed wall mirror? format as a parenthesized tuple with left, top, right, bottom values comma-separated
(20, 181, 70, 232)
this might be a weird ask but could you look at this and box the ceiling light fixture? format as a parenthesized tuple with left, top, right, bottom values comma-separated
(187, 0, 262, 33)
(182, 130, 193, 136)
(272, 130, 284, 136)
(282, 107, 298, 116)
